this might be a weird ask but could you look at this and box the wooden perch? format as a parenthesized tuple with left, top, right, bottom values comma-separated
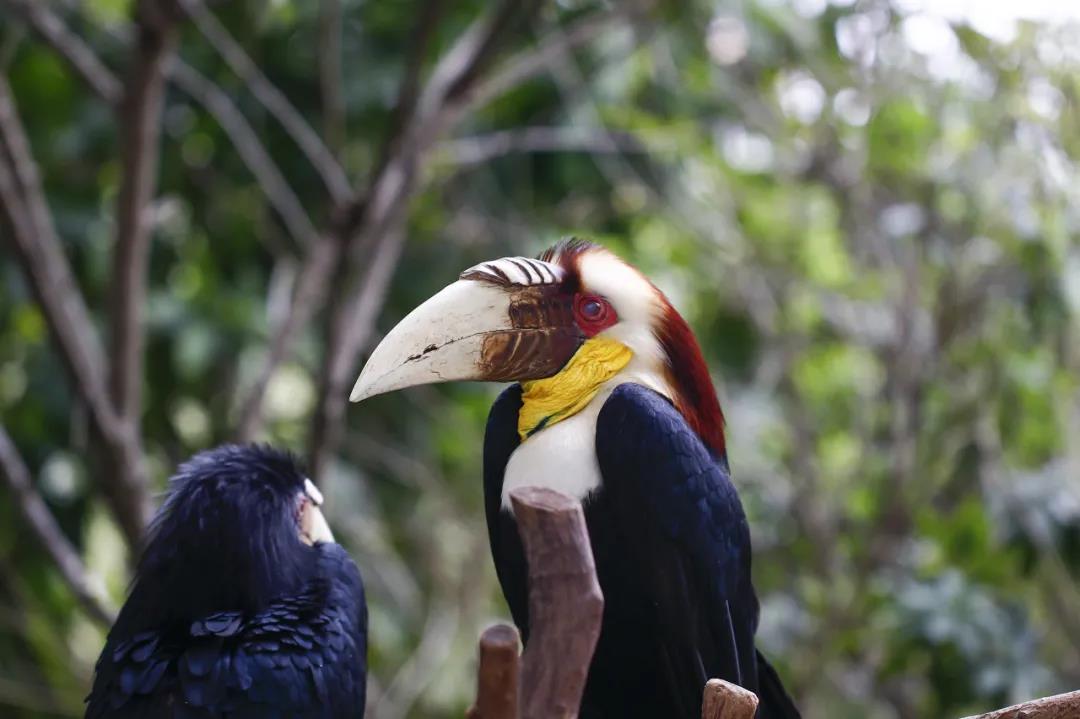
(509, 486, 604, 719)
(467, 623, 521, 719)
(961, 689, 1080, 719)
(702, 678, 759, 719)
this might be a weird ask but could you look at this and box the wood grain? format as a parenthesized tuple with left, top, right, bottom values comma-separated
(510, 486, 604, 719)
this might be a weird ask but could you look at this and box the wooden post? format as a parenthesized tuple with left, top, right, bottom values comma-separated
(467, 623, 521, 719)
(960, 689, 1080, 719)
(701, 678, 759, 719)
(510, 486, 604, 719)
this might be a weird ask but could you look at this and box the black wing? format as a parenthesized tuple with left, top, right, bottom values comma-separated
(481, 385, 530, 635)
(86, 544, 367, 719)
(595, 383, 760, 712)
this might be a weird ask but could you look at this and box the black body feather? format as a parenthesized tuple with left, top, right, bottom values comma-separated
(85, 445, 367, 718)
(484, 384, 799, 718)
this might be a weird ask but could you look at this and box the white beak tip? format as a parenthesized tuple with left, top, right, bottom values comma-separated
(349, 378, 372, 403)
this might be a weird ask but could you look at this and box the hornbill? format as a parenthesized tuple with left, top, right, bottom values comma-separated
(86, 445, 367, 719)
(350, 239, 800, 718)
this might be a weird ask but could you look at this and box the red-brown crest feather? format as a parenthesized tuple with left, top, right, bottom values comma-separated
(655, 302, 727, 457)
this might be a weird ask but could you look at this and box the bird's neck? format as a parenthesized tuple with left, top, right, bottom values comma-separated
(517, 337, 632, 440)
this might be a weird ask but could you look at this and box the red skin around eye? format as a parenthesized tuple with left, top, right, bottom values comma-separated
(573, 293, 618, 336)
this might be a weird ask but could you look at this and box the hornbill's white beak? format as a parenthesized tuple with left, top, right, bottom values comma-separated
(350, 256, 583, 402)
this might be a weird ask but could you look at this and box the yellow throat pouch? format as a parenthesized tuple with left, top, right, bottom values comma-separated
(518, 337, 633, 441)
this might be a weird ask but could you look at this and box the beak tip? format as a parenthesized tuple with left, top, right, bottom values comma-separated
(348, 382, 367, 403)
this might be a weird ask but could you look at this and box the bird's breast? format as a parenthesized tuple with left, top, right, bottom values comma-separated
(501, 399, 604, 508)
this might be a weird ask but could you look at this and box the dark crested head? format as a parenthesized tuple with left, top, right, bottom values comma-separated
(119, 445, 333, 631)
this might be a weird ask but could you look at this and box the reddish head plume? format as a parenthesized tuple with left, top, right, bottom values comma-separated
(655, 302, 726, 457)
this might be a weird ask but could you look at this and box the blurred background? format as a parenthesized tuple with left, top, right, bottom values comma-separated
(1, 0, 1079, 717)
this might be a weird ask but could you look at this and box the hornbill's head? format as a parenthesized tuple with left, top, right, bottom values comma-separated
(351, 239, 725, 455)
(120, 445, 334, 629)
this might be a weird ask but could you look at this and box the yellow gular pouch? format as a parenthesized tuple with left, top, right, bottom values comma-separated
(518, 337, 633, 441)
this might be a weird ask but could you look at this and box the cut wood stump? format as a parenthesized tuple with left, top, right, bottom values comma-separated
(511, 486, 604, 719)
(701, 678, 759, 719)
(466, 623, 521, 719)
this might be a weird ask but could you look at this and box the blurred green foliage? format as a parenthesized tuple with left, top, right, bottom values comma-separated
(2, 1, 1080, 717)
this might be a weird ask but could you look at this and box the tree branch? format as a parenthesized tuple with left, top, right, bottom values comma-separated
(109, 0, 179, 430)
(470, 9, 620, 109)
(308, 228, 405, 480)
(4, 1, 316, 256)
(0, 426, 117, 626)
(961, 689, 1080, 719)
(317, 0, 345, 152)
(510, 487, 603, 719)
(0, 75, 149, 545)
(0, 0, 122, 105)
(178, 0, 352, 205)
(438, 126, 650, 168)
(234, 237, 340, 441)
(308, 0, 545, 480)
(168, 59, 321, 250)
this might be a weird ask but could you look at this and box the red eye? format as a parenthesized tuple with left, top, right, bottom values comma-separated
(573, 293, 617, 336)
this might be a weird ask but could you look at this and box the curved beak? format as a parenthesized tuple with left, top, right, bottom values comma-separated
(350, 258, 582, 402)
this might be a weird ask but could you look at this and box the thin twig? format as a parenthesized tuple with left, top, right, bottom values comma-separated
(309, 228, 405, 480)
(11, 1, 320, 255)
(0, 0, 122, 104)
(308, 0, 544, 480)
(471, 9, 620, 109)
(0, 75, 149, 545)
(439, 126, 650, 168)
(169, 59, 321, 250)
(317, 0, 345, 152)
(234, 238, 340, 441)
(179, 0, 352, 205)
(0, 426, 117, 626)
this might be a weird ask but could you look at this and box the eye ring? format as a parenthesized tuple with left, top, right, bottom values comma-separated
(573, 293, 617, 335)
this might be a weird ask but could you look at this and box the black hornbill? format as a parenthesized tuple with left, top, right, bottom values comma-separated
(85, 445, 367, 718)
(350, 239, 800, 717)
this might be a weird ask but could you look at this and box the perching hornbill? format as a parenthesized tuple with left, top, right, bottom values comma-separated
(85, 445, 367, 719)
(350, 239, 800, 718)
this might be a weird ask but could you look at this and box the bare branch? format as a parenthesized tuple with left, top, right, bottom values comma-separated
(317, 0, 345, 152)
(1, 0, 122, 104)
(0, 75, 150, 545)
(471, 9, 620, 109)
(308, 228, 405, 480)
(466, 624, 521, 719)
(439, 126, 651, 168)
(178, 0, 352, 205)
(960, 689, 1080, 719)
(168, 60, 321, 250)
(510, 487, 603, 719)
(701, 679, 759, 719)
(0, 425, 117, 626)
(109, 0, 179, 431)
(234, 238, 340, 441)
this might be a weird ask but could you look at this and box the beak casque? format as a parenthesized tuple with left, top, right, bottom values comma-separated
(350, 257, 582, 402)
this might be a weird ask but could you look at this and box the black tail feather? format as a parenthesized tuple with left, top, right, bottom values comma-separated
(755, 650, 801, 719)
